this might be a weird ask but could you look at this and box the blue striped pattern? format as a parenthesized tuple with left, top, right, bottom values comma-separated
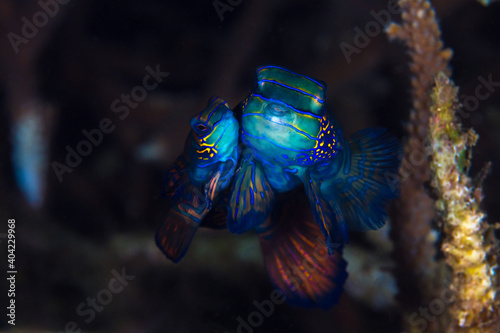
(189, 97, 239, 163)
(156, 97, 240, 263)
(259, 79, 325, 104)
(251, 94, 323, 119)
(242, 113, 317, 140)
(256, 66, 326, 116)
(228, 149, 275, 234)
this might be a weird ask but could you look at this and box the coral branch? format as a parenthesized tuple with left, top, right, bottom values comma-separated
(386, 0, 452, 322)
(429, 72, 500, 331)
(386, 0, 500, 331)
(387, 0, 453, 138)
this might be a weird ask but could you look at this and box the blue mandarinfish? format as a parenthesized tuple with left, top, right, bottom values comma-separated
(156, 66, 401, 309)
(230, 65, 401, 250)
(226, 66, 401, 307)
(156, 96, 239, 263)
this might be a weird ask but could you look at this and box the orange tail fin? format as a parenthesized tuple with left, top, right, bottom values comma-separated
(258, 194, 347, 309)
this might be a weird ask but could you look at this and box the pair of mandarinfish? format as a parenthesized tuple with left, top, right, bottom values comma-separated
(156, 65, 401, 309)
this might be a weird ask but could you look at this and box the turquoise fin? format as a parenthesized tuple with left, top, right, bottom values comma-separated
(323, 128, 402, 232)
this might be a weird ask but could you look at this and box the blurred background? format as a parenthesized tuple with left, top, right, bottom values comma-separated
(0, 0, 499, 332)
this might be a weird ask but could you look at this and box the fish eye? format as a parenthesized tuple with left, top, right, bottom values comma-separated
(265, 103, 288, 117)
(192, 122, 211, 134)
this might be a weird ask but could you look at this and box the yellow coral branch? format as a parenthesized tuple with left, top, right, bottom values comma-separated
(429, 72, 500, 331)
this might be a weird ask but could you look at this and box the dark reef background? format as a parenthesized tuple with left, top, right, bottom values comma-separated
(0, 0, 499, 332)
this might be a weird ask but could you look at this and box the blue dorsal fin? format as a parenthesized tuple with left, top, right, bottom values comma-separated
(228, 149, 275, 234)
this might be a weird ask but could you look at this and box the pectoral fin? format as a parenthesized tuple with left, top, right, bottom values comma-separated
(155, 209, 200, 263)
(303, 172, 348, 252)
(157, 164, 222, 263)
(228, 150, 275, 234)
(162, 155, 189, 199)
(323, 128, 402, 232)
(200, 182, 230, 230)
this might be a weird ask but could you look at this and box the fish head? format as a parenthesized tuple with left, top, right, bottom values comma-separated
(189, 96, 239, 162)
(242, 66, 336, 166)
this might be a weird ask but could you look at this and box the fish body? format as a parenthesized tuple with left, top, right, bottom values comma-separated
(226, 148, 348, 308)
(156, 97, 239, 262)
(233, 65, 401, 252)
(155, 67, 401, 310)
(240, 66, 342, 192)
(224, 66, 401, 308)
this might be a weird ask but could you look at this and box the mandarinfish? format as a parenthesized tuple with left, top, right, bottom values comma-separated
(229, 64, 401, 262)
(155, 67, 401, 310)
(156, 96, 239, 263)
